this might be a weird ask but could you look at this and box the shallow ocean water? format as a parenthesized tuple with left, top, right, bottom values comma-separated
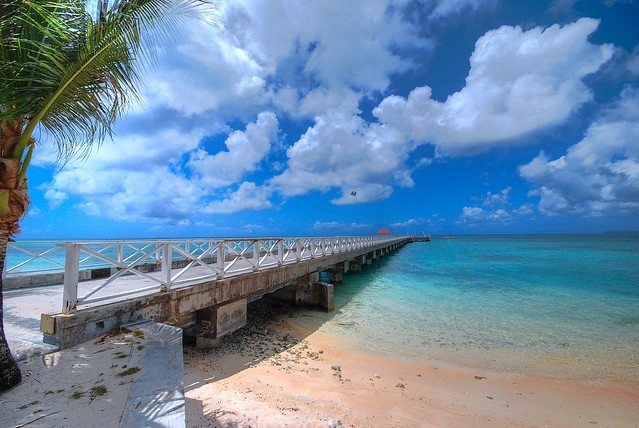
(321, 234, 639, 381)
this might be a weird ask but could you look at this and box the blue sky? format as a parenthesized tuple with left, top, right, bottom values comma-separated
(21, 0, 639, 239)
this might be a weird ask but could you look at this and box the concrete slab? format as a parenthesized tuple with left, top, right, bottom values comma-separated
(120, 320, 185, 428)
(3, 285, 60, 360)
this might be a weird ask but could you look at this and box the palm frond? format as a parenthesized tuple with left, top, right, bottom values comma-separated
(1, 0, 219, 162)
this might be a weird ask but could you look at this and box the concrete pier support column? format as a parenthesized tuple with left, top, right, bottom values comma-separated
(343, 260, 350, 273)
(330, 268, 343, 285)
(294, 273, 313, 305)
(349, 260, 362, 273)
(195, 298, 247, 348)
(271, 274, 334, 312)
(271, 272, 321, 306)
(316, 282, 334, 312)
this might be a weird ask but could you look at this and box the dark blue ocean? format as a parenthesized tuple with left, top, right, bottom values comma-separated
(322, 234, 639, 381)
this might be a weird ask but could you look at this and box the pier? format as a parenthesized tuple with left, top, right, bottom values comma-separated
(5, 235, 430, 349)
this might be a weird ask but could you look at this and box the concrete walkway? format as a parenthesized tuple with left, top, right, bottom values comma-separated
(3, 284, 60, 360)
(120, 320, 185, 428)
(3, 285, 186, 427)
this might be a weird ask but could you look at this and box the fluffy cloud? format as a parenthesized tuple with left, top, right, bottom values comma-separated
(225, 0, 428, 94)
(188, 112, 279, 188)
(42, 127, 206, 222)
(481, 187, 512, 208)
(202, 182, 273, 214)
(374, 18, 614, 155)
(313, 221, 370, 230)
(49, 167, 204, 223)
(269, 109, 411, 203)
(627, 45, 639, 77)
(430, 0, 492, 18)
(390, 218, 420, 227)
(42, 114, 276, 222)
(140, 20, 268, 118)
(459, 187, 534, 224)
(37, 0, 436, 222)
(520, 87, 639, 216)
(314, 221, 345, 229)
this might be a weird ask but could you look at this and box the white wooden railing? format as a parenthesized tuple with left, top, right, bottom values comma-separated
(5, 236, 407, 313)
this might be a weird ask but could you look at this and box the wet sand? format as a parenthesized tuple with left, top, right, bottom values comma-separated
(184, 299, 639, 427)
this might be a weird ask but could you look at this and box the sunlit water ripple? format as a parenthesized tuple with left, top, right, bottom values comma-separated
(320, 234, 639, 381)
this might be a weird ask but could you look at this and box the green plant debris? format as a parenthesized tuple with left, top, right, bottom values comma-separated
(71, 391, 84, 399)
(16, 400, 39, 410)
(90, 385, 108, 398)
(133, 330, 145, 339)
(137, 345, 145, 350)
(117, 367, 141, 377)
(114, 351, 127, 359)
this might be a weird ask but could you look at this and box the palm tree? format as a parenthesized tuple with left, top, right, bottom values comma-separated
(0, 0, 217, 391)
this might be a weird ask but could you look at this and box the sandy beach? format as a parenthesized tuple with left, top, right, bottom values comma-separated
(184, 299, 639, 427)
(1, 298, 638, 427)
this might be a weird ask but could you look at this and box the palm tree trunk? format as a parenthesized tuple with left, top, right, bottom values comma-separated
(0, 120, 29, 392)
(0, 229, 21, 391)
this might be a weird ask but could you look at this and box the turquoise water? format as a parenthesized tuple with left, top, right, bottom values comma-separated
(323, 235, 639, 381)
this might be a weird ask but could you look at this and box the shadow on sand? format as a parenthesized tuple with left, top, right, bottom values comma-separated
(182, 251, 402, 424)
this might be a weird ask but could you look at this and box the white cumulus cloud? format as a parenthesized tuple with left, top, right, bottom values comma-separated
(270, 109, 410, 204)
(188, 112, 279, 189)
(459, 187, 534, 224)
(374, 18, 614, 155)
(202, 182, 273, 214)
(520, 87, 639, 216)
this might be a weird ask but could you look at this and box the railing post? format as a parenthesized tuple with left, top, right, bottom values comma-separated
(310, 239, 316, 259)
(295, 239, 302, 261)
(62, 243, 80, 314)
(277, 239, 284, 266)
(216, 241, 225, 279)
(161, 243, 172, 292)
(253, 240, 260, 271)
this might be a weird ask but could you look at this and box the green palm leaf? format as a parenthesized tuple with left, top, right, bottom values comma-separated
(2, 0, 218, 162)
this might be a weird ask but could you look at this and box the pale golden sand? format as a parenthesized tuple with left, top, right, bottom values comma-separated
(185, 304, 639, 427)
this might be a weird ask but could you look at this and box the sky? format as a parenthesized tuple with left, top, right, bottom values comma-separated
(20, 0, 639, 239)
